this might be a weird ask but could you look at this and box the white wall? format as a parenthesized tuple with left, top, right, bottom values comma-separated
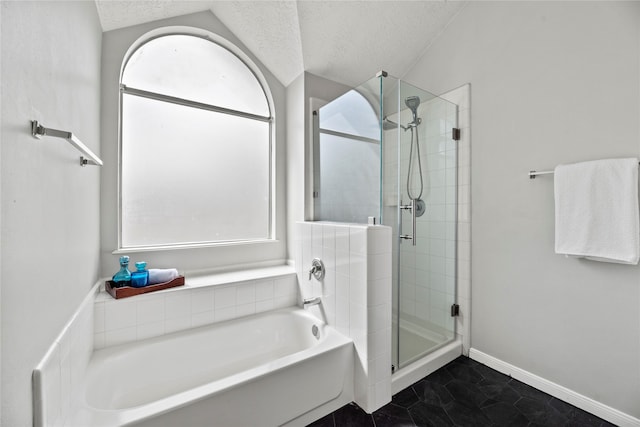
(285, 72, 350, 261)
(0, 1, 102, 425)
(404, 1, 640, 418)
(100, 11, 287, 276)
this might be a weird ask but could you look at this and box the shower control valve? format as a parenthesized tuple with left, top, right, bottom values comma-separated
(308, 258, 325, 281)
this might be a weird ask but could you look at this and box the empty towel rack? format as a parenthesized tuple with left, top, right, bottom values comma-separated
(31, 120, 103, 166)
(529, 162, 640, 179)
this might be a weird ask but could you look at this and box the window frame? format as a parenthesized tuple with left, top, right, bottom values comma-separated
(116, 29, 276, 252)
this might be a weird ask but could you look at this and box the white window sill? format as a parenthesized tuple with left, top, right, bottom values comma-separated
(112, 238, 279, 255)
(96, 264, 296, 303)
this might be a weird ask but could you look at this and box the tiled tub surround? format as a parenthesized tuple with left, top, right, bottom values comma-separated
(33, 281, 97, 427)
(94, 266, 298, 349)
(294, 222, 393, 413)
(33, 266, 299, 427)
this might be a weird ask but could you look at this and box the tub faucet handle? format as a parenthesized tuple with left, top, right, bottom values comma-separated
(308, 258, 325, 281)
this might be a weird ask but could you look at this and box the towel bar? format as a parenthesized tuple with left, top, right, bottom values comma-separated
(31, 120, 103, 167)
(529, 162, 640, 179)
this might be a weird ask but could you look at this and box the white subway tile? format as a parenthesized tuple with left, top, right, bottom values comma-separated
(137, 296, 164, 324)
(349, 227, 367, 255)
(274, 295, 296, 309)
(322, 224, 336, 250)
(191, 288, 214, 314)
(335, 285, 350, 334)
(214, 286, 237, 309)
(415, 286, 429, 303)
(214, 306, 236, 322)
(367, 253, 391, 280)
(368, 278, 391, 307)
(236, 302, 256, 317)
(323, 268, 336, 298)
(165, 292, 191, 320)
(41, 347, 62, 427)
(349, 277, 367, 306)
(335, 226, 350, 253)
(105, 326, 137, 347)
(366, 226, 391, 255)
(369, 327, 391, 360)
(104, 300, 137, 331)
(375, 378, 392, 409)
(400, 298, 415, 316)
(336, 250, 350, 277)
(312, 223, 324, 248)
(255, 280, 274, 301)
(255, 299, 275, 313)
(164, 316, 191, 334)
(137, 321, 164, 340)
(349, 253, 367, 282)
(274, 275, 296, 297)
(191, 310, 214, 328)
(322, 246, 336, 272)
(94, 302, 105, 334)
(349, 302, 367, 340)
(367, 304, 390, 333)
(60, 355, 71, 423)
(236, 282, 256, 305)
(93, 332, 105, 350)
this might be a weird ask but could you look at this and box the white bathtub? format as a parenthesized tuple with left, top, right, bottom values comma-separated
(68, 307, 354, 427)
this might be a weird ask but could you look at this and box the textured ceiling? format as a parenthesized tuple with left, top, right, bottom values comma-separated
(94, 0, 466, 87)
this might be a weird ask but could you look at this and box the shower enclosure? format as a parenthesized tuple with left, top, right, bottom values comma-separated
(313, 72, 459, 376)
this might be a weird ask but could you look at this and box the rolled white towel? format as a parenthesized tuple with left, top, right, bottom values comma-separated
(148, 268, 179, 285)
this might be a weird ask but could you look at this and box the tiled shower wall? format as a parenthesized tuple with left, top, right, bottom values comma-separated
(294, 221, 392, 413)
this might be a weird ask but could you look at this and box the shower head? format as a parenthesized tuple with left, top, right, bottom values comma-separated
(405, 96, 421, 118)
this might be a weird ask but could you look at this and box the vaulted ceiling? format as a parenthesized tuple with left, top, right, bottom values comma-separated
(94, 1, 466, 88)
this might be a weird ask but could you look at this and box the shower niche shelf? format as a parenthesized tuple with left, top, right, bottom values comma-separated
(105, 276, 185, 299)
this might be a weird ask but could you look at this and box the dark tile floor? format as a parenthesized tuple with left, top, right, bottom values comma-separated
(308, 356, 617, 427)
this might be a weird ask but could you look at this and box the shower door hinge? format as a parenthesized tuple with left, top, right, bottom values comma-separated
(450, 304, 460, 317)
(313, 191, 319, 198)
(452, 128, 461, 141)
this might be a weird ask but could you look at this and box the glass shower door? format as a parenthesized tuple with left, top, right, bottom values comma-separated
(386, 79, 458, 370)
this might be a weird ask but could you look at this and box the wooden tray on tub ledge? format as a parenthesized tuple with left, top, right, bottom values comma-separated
(105, 276, 185, 299)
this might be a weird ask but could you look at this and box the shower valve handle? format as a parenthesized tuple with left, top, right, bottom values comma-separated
(308, 258, 325, 281)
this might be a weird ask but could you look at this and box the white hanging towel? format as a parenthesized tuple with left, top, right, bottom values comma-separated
(554, 157, 639, 265)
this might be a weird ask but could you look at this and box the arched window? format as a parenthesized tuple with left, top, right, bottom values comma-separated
(119, 32, 274, 249)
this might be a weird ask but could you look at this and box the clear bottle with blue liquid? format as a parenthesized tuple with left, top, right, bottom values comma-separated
(112, 256, 132, 287)
(131, 261, 149, 288)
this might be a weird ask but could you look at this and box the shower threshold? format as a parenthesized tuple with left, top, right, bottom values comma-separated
(391, 338, 462, 395)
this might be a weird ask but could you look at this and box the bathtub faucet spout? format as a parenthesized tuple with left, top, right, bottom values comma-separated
(303, 296, 322, 308)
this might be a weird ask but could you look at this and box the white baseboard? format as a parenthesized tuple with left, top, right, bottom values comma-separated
(469, 348, 640, 427)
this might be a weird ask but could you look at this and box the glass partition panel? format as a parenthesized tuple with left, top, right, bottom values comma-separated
(314, 77, 381, 223)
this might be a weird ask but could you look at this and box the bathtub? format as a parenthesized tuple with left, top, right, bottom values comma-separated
(68, 307, 354, 427)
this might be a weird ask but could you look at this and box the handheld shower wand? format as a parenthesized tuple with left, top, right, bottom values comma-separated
(405, 96, 421, 126)
(405, 96, 423, 200)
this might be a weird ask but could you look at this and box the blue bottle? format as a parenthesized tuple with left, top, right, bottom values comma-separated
(112, 256, 131, 287)
(131, 261, 149, 288)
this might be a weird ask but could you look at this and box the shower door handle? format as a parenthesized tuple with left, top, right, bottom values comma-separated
(399, 199, 417, 246)
(410, 198, 417, 246)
